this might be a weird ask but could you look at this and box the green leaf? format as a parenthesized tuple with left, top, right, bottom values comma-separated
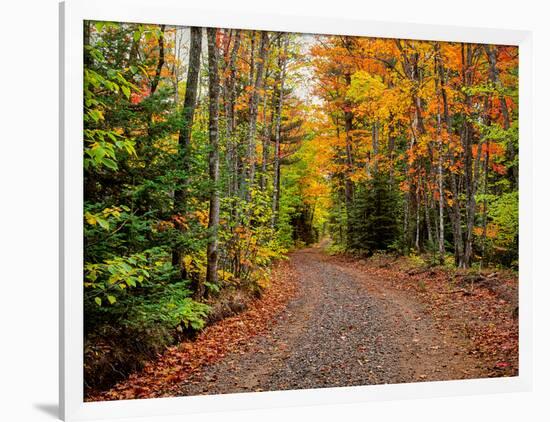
(88, 109, 103, 123)
(102, 158, 118, 170)
(107, 295, 116, 304)
(121, 85, 131, 99)
(96, 216, 110, 230)
(95, 297, 102, 306)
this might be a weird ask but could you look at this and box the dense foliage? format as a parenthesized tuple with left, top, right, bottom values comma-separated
(310, 37, 519, 268)
(83, 22, 318, 391)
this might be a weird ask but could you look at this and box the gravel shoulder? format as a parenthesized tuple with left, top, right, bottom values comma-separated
(176, 246, 484, 396)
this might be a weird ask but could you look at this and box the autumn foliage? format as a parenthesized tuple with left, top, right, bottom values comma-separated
(83, 20, 519, 399)
(309, 36, 518, 268)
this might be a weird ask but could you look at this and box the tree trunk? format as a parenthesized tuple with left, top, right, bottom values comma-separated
(343, 72, 354, 243)
(415, 184, 421, 252)
(462, 44, 484, 268)
(205, 27, 221, 296)
(271, 35, 288, 229)
(84, 21, 92, 67)
(437, 43, 464, 267)
(434, 43, 446, 264)
(150, 25, 166, 95)
(145, 25, 166, 139)
(481, 139, 490, 268)
(368, 120, 379, 176)
(436, 104, 446, 264)
(260, 70, 274, 192)
(173, 26, 202, 208)
(388, 120, 396, 189)
(423, 181, 433, 246)
(243, 31, 269, 200)
(172, 27, 202, 274)
(223, 30, 241, 197)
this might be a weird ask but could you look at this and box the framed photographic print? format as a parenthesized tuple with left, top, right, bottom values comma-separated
(60, 0, 533, 420)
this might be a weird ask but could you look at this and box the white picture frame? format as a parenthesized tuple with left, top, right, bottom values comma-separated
(60, 0, 533, 420)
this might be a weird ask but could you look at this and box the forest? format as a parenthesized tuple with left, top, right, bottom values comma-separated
(83, 21, 519, 397)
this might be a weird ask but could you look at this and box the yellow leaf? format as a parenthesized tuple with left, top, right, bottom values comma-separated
(85, 212, 97, 225)
(183, 255, 193, 270)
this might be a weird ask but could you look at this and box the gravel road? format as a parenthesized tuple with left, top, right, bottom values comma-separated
(177, 246, 480, 396)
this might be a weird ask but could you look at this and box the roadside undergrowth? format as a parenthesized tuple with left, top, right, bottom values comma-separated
(86, 259, 299, 401)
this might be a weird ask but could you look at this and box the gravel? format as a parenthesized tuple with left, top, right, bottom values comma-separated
(177, 247, 415, 396)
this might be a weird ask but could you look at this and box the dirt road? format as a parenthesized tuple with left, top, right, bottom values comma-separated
(176, 246, 484, 396)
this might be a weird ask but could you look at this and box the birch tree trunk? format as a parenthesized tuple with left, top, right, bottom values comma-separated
(260, 70, 274, 192)
(243, 31, 269, 201)
(271, 34, 289, 229)
(205, 27, 221, 293)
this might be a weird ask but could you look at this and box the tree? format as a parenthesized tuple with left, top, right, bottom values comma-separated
(348, 173, 400, 253)
(172, 26, 202, 275)
(205, 27, 221, 295)
(271, 34, 289, 228)
(242, 31, 269, 200)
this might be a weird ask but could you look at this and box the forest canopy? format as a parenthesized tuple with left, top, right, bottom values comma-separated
(83, 21, 519, 393)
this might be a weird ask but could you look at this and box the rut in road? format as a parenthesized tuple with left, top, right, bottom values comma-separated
(177, 246, 480, 395)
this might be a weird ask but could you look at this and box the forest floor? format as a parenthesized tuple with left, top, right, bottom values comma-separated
(92, 244, 518, 401)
